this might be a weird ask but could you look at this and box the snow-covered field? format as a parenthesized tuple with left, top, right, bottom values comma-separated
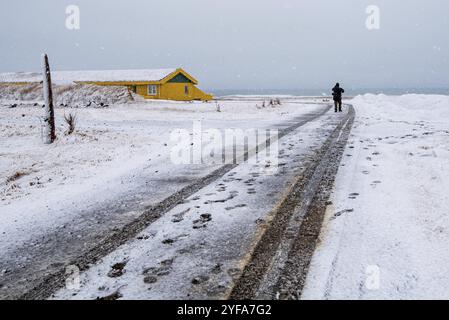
(303, 94, 449, 300)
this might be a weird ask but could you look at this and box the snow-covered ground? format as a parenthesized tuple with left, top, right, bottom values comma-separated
(303, 94, 449, 300)
(3, 90, 448, 300)
(0, 92, 327, 298)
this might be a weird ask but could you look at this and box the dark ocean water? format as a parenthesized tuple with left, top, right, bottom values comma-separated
(209, 88, 449, 97)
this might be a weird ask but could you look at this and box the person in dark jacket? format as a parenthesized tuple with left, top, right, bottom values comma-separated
(332, 83, 345, 112)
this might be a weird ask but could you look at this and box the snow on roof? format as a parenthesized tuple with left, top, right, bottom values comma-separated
(0, 68, 178, 84)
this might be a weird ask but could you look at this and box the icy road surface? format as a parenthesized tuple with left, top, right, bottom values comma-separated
(51, 105, 348, 300)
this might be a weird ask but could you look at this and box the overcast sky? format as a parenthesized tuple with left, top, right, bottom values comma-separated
(1, 0, 448, 90)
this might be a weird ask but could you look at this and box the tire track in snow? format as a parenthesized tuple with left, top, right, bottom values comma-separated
(229, 105, 355, 300)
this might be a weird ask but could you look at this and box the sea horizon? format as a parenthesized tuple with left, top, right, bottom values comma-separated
(208, 88, 449, 97)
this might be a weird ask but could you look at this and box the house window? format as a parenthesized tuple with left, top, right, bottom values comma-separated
(148, 85, 158, 95)
(184, 85, 189, 95)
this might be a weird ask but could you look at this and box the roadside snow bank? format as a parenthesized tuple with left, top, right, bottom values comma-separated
(0, 84, 137, 107)
(303, 94, 449, 299)
(352, 94, 449, 121)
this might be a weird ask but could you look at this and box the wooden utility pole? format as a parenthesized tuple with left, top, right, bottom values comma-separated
(42, 53, 56, 144)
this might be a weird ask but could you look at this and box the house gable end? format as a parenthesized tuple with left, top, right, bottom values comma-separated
(167, 73, 193, 83)
(160, 68, 198, 85)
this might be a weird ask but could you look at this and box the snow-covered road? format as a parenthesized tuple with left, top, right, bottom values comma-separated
(0, 97, 332, 299)
(50, 104, 349, 300)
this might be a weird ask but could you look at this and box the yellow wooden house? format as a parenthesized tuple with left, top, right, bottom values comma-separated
(0, 68, 213, 101)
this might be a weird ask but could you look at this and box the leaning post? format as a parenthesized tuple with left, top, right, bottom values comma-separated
(41, 53, 56, 144)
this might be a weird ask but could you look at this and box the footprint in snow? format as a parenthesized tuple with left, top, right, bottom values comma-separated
(98, 290, 123, 300)
(193, 213, 212, 229)
(217, 185, 227, 192)
(162, 238, 175, 245)
(171, 208, 190, 223)
(191, 274, 210, 285)
(331, 208, 354, 220)
(143, 258, 174, 284)
(204, 192, 236, 204)
(370, 180, 382, 188)
(244, 178, 255, 185)
(225, 204, 247, 211)
(211, 263, 222, 274)
(107, 261, 127, 278)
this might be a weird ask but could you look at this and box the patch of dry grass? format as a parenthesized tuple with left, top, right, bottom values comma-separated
(5, 171, 29, 184)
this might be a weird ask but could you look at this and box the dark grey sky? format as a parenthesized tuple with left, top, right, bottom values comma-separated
(1, 0, 448, 90)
